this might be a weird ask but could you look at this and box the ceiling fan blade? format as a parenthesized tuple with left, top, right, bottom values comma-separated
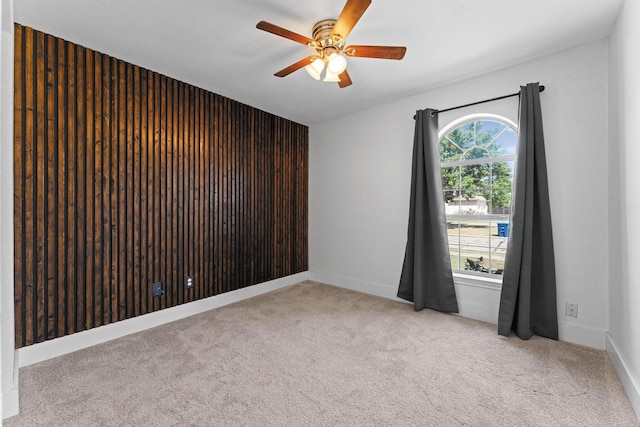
(330, 0, 372, 41)
(256, 21, 313, 46)
(338, 70, 352, 88)
(274, 56, 316, 77)
(345, 45, 407, 60)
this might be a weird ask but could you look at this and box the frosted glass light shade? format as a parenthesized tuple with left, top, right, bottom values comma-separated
(327, 53, 347, 75)
(323, 69, 340, 82)
(305, 58, 324, 80)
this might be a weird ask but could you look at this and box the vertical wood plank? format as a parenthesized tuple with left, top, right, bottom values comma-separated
(123, 64, 138, 318)
(222, 98, 229, 294)
(65, 40, 77, 336)
(143, 69, 150, 312)
(107, 56, 118, 324)
(55, 37, 66, 337)
(45, 34, 58, 340)
(148, 71, 156, 311)
(177, 82, 184, 305)
(170, 79, 179, 306)
(202, 92, 209, 297)
(14, 24, 25, 347)
(187, 86, 195, 302)
(92, 50, 103, 328)
(112, 60, 129, 322)
(24, 25, 35, 346)
(84, 47, 95, 331)
(35, 29, 46, 343)
(194, 89, 205, 299)
(98, 52, 110, 326)
(160, 74, 169, 308)
(213, 94, 221, 296)
(132, 64, 141, 317)
(76, 44, 88, 333)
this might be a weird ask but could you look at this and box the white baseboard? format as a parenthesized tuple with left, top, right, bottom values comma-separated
(308, 271, 407, 302)
(558, 321, 606, 350)
(607, 334, 640, 421)
(310, 271, 501, 325)
(18, 272, 309, 368)
(1, 385, 19, 419)
(309, 270, 606, 349)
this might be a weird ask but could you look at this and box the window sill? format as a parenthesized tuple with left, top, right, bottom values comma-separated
(453, 272, 502, 290)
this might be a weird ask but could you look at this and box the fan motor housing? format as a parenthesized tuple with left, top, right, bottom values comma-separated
(312, 20, 343, 45)
(311, 19, 345, 60)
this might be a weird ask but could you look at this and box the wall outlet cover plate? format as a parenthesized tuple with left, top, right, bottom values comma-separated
(152, 282, 164, 296)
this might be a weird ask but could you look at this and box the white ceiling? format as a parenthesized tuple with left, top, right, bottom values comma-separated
(14, 0, 624, 125)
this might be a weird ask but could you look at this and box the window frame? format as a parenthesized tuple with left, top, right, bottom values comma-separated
(438, 113, 518, 281)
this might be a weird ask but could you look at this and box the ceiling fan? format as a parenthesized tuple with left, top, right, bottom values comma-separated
(256, 0, 406, 88)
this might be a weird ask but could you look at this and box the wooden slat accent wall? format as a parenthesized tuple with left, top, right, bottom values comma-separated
(13, 24, 309, 348)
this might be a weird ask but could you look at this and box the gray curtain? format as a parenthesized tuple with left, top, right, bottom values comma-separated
(398, 109, 458, 312)
(498, 83, 558, 340)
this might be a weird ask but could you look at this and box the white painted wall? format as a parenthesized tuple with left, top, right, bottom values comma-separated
(309, 40, 610, 350)
(0, 0, 18, 420)
(608, 0, 640, 418)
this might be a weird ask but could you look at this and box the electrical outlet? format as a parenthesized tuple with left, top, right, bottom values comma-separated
(565, 302, 578, 318)
(152, 282, 165, 297)
(186, 276, 194, 289)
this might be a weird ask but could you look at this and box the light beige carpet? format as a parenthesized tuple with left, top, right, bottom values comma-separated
(5, 281, 639, 426)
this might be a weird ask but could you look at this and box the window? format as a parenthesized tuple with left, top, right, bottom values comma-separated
(439, 114, 517, 276)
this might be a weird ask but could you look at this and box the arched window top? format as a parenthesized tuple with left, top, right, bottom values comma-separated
(439, 114, 517, 164)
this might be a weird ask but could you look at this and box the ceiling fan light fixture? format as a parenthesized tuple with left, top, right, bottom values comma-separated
(257, 0, 406, 88)
(327, 53, 347, 75)
(305, 57, 324, 80)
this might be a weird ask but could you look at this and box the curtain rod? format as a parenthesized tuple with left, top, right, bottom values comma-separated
(414, 85, 545, 119)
